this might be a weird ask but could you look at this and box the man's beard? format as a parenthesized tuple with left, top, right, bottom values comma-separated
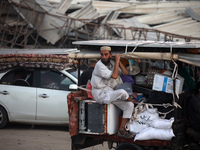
(101, 57, 110, 65)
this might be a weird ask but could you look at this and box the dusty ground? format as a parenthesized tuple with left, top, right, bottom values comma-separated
(0, 123, 112, 150)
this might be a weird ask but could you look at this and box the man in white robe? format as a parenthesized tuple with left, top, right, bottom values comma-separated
(91, 46, 136, 138)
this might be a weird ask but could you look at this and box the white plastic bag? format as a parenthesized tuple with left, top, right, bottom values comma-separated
(129, 120, 149, 134)
(138, 109, 159, 124)
(148, 117, 174, 129)
(128, 109, 159, 134)
(134, 127, 175, 141)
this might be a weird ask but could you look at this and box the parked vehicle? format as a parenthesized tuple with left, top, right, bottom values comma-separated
(0, 67, 78, 128)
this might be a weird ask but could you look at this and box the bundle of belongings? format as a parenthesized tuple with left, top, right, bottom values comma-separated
(0, 54, 72, 71)
(126, 104, 175, 141)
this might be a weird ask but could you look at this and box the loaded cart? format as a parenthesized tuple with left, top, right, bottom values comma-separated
(67, 40, 200, 150)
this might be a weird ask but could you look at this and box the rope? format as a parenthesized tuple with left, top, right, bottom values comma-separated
(130, 100, 174, 122)
(125, 42, 136, 72)
(170, 44, 181, 109)
(126, 100, 175, 131)
(125, 41, 157, 72)
(157, 108, 174, 119)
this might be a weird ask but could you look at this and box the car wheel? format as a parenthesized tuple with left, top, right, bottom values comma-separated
(0, 106, 8, 129)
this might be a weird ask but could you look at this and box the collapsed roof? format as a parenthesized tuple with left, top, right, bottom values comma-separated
(0, 0, 200, 48)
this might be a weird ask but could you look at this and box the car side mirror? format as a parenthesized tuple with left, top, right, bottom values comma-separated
(69, 84, 77, 90)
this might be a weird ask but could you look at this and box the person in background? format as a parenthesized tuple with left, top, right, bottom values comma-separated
(80, 58, 98, 86)
(151, 60, 170, 70)
(178, 62, 196, 91)
(91, 46, 136, 138)
(188, 81, 200, 132)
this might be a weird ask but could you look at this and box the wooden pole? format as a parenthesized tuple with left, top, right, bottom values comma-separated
(68, 52, 179, 61)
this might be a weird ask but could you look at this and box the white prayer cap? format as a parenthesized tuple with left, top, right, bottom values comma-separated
(100, 46, 111, 51)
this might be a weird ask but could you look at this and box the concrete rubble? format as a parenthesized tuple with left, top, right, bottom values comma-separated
(0, 0, 200, 48)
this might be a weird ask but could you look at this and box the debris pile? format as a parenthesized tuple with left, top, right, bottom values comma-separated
(0, 0, 200, 48)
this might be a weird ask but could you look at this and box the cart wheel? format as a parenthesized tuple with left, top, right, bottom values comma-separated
(116, 143, 143, 150)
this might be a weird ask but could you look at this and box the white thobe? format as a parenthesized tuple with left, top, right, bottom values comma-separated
(91, 60, 134, 118)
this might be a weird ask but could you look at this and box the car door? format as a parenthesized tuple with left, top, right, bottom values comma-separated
(0, 68, 36, 121)
(36, 69, 76, 123)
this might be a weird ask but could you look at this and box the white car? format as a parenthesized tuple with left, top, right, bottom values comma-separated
(0, 67, 78, 128)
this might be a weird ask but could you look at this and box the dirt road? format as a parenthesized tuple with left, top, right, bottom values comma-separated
(0, 123, 111, 150)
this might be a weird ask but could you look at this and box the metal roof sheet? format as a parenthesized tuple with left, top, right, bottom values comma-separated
(73, 40, 200, 49)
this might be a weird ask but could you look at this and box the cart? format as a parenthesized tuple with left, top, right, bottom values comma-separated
(67, 40, 200, 150)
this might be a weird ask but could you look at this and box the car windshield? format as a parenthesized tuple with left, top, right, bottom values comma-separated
(66, 68, 78, 78)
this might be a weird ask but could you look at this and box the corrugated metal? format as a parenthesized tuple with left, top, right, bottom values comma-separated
(68, 2, 99, 19)
(57, 0, 72, 14)
(153, 18, 200, 40)
(2, 16, 25, 26)
(107, 18, 160, 41)
(118, 1, 200, 14)
(69, 1, 130, 19)
(72, 40, 200, 49)
(98, 11, 121, 38)
(134, 9, 187, 25)
(185, 7, 200, 22)
(1, 0, 200, 48)
(92, 1, 130, 17)
(11, 0, 67, 44)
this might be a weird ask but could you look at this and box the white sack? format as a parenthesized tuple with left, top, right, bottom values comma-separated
(134, 127, 175, 141)
(128, 109, 159, 134)
(138, 109, 159, 124)
(129, 120, 149, 134)
(149, 117, 174, 129)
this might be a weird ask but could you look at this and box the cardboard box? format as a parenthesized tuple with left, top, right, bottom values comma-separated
(152, 73, 184, 95)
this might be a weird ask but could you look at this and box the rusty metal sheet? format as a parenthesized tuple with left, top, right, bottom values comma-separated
(67, 91, 83, 137)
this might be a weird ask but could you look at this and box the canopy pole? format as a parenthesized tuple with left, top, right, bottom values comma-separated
(68, 52, 179, 61)
(78, 59, 81, 88)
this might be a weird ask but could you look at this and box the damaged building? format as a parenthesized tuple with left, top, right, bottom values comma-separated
(0, 0, 200, 49)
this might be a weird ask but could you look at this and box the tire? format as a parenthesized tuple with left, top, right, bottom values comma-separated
(0, 106, 8, 129)
(116, 143, 143, 150)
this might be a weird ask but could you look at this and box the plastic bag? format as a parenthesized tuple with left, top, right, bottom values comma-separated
(148, 117, 174, 129)
(134, 127, 175, 141)
(120, 74, 135, 84)
(127, 109, 159, 134)
(115, 82, 133, 95)
(86, 80, 94, 100)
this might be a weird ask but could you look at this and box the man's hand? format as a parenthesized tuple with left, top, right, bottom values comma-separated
(115, 53, 121, 61)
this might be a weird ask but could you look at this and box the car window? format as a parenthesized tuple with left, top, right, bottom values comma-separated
(0, 68, 34, 87)
(66, 69, 78, 78)
(40, 70, 75, 91)
(0, 71, 14, 85)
